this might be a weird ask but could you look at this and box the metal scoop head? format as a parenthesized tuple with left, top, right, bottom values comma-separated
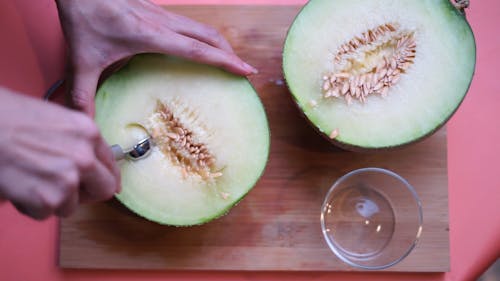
(111, 137, 152, 161)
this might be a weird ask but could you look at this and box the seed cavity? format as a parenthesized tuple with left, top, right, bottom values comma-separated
(146, 100, 221, 181)
(322, 23, 416, 104)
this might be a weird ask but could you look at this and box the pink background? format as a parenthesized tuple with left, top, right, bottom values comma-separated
(0, 0, 499, 280)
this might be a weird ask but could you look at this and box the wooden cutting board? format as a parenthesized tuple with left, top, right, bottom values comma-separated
(59, 5, 450, 272)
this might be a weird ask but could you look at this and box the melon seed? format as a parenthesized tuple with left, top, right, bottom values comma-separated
(329, 128, 340, 139)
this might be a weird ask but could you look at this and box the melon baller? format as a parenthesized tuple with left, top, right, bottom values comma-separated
(44, 79, 154, 162)
(110, 137, 153, 161)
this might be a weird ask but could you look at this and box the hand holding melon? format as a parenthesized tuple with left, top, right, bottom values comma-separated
(56, 0, 258, 115)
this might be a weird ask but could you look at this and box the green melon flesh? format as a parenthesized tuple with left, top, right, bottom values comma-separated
(95, 54, 269, 226)
(283, 0, 476, 149)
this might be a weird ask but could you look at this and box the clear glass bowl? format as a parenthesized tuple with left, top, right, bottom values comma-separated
(321, 168, 423, 270)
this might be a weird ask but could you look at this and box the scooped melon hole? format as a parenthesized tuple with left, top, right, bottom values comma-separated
(145, 100, 222, 181)
(123, 123, 149, 148)
(320, 23, 417, 105)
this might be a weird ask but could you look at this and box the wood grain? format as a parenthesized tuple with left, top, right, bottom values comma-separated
(59, 5, 450, 272)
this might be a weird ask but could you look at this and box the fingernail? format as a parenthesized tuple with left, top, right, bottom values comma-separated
(243, 62, 259, 75)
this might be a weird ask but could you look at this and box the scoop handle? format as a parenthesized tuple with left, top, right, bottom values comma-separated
(111, 144, 126, 161)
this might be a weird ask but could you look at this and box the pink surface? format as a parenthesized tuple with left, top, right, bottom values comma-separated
(0, 0, 499, 280)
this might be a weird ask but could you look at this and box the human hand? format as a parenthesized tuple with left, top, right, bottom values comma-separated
(0, 87, 120, 220)
(56, 0, 258, 116)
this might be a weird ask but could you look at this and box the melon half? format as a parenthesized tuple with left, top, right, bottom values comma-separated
(95, 55, 270, 226)
(283, 0, 476, 150)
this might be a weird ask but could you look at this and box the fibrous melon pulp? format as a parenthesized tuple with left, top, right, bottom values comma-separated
(95, 54, 270, 226)
(283, 0, 476, 150)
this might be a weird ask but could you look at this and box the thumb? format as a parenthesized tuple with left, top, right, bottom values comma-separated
(67, 69, 100, 117)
